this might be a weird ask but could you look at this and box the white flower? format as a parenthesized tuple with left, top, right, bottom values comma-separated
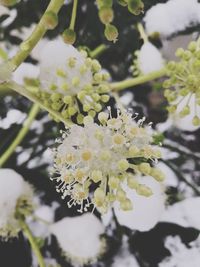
(50, 109, 164, 214)
(49, 213, 105, 265)
(113, 176, 165, 231)
(159, 236, 200, 267)
(38, 39, 110, 122)
(0, 169, 34, 239)
(138, 42, 164, 75)
(144, 0, 200, 37)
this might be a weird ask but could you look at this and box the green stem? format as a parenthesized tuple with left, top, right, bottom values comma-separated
(10, 0, 64, 70)
(19, 219, 45, 267)
(90, 44, 108, 58)
(0, 81, 72, 126)
(0, 103, 40, 167)
(137, 23, 148, 43)
(110, 68, 167, 91)
(69, 0, 78, 30)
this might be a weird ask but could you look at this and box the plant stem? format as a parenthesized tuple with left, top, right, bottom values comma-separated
(110, 68, 167, 91)
(137, 23, 148, 43)
(69, 0, 78, 30)
(19, 218, 45, 267)
(10, 0, 64, 70)
(0, 103, 40, 167)
(0, 81, 72, 126)
(90, 44, 108, 58)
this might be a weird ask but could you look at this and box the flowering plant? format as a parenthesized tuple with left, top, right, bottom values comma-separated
(0, 0, 200, 266)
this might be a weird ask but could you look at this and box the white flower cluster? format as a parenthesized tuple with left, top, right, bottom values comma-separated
(0, 169, 34, 239)
(50, 109, 164, 214)
(38, 40, 110, 123)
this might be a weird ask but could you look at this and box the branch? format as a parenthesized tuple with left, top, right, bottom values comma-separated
(110, 68, 167, 91)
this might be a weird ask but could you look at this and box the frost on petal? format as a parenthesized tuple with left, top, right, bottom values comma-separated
(50, 213, 105, 265)
(138, 42, 164, 75)
(144, 0, 200, 37)
(0, 169, 34, 239)
(114, 176, 166, 231)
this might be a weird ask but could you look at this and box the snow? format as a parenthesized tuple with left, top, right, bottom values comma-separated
(161, 197, 200, 229)
(0, 109, 26, 129)
(144, 0, 200, 37)
(159, 236, 200, 267)
(50, 213, 105, 265)
(114, 176, 166, 231)
(0, 169, 33, 238)
(138, 42, 164, 74)
(13, 62, 39, 85)
(111, 236, 139, 267)
(170, 94, 200, 132)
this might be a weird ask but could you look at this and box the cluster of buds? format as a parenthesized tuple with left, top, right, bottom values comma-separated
(50, 108, 164, 214)
(163, 40, 200, 126)
(38, 40, 110, 124)
(96, 0, 144, 42)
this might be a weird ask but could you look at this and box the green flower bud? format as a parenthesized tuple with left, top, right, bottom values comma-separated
(150, 168, 165, 182)
(43, 11, 58, 30)
(139, 162, 151, 175)
(192, 116, 200, 126)
(120, 198, 133, 211)
(99, 7, 114, 24)
(188, 41, 197, 52)
(117, 159, 129, 171)
(127, 0, 144, 15)
(175, 48, 184, 58)
(62, 28, 76, 45)
(104, 24, 118, 42)
(136, 184, 153, 197)
(118, 0, 127, 6)
(108, 176, 119, 189)
(179, 105, 190, 117)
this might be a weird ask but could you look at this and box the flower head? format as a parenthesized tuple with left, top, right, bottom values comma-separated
(38, 40, 110, 123)
(0, 169, 34, 239)
(50, 108, 164, 214)
(163, 40, 200, 127)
